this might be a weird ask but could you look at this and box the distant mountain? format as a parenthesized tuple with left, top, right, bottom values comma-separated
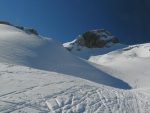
(63, 29, 126, 59)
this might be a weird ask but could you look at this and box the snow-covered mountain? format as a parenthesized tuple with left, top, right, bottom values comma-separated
(63, 29, 126, 59)
(0, 23, 150, 113)
(0, 23, 130, 88)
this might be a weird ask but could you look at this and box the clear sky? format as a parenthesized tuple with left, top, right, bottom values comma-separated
(0, 0, 150, 44)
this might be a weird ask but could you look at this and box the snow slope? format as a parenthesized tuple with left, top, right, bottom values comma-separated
(0, 63, 150, 113)
(89, 43, 150, 90)
(0, 23, 150, 113)
(0, 24, 131, 89)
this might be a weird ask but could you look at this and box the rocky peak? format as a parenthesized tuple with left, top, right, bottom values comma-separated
(63, 29, 119, 51)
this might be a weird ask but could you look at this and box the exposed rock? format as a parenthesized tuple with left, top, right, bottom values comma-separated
(0, 21, 39, 35)
(63, 29, 120, 51)
(23, 28, 39, 35)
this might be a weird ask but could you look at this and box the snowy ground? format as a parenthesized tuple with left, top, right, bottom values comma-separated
(0, 63, 150, 113)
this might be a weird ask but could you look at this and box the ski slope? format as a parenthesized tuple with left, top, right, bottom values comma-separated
(0, 23, 150, 113)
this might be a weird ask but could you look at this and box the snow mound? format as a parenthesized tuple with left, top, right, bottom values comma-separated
(89, 43, 150, 89)
(0, 24, 131, 89)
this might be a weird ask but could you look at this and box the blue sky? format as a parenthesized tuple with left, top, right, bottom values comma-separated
(0, 0, 150, 44)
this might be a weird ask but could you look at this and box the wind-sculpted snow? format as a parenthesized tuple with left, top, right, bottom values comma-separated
(0, 24, 131, 89)
(0, 63, 150, 113)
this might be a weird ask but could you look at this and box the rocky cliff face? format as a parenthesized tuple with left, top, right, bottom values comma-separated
(63, 29, 119, 51)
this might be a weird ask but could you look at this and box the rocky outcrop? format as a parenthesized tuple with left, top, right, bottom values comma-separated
(63, 29, 119, 51)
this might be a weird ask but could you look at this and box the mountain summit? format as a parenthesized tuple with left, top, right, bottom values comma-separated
(63, 29, 124, 59)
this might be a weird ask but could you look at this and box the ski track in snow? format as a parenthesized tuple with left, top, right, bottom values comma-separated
(47, 86, 150, 113)
(0, 63, 150, 113)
